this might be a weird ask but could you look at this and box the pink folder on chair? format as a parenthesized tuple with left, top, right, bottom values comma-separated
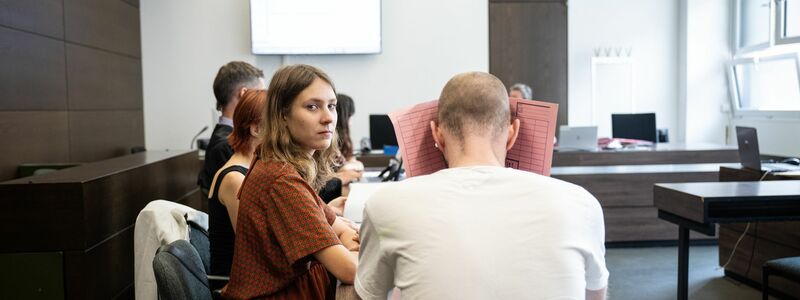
(388, 98, 558, 177)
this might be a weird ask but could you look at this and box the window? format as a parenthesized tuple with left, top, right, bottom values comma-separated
(732, 0, 800, 117)
(731, 54, 800, 110)
(776, 0, 800, 44)
(737, 0, 772, 51)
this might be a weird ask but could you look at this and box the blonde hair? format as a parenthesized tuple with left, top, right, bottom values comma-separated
(258, 64, 339, 190)
(439, 72, 510, 140)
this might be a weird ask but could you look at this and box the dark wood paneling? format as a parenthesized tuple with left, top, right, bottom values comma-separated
(0, 182, 86, 251)
(115, 286, 134, 300)
(0, 27, 67, 111)
(121, 0, 138, 8)
(66, 43, 142, 110)
(719, 166, 787, 182)
(68, 110, 144, 162)
(723, 222, 800, 250)
(554, 148, 739, 166)
(556, 171, 718, 207)
(63, 0, 140, 57)
(717, 166, 800, 297)
(0, 151, 202, 299)
(0, 0, 64, 38)
(0, 111, 70, 181)
(0, 151, 199, 252)
(64, 226, 134, 300)
(604, 207, 714, 242)
(719, 226, 800, 297)
(490, 1, 567, 134)
(81, 154, 199, 248)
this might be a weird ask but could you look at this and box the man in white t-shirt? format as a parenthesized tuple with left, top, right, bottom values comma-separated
(355, 72, 609, 300)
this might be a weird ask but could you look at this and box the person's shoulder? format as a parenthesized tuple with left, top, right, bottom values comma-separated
(240, 160, 300, 199)
(212, 123, 233, 134)
(250, 159, 294, 178)
(501, 168, 597, 200)
(365, 175, 441, 210)
(206, 138, 233, 157)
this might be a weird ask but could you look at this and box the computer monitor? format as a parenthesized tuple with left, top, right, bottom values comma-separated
(369, 114, 398, 150)
(611, 113, 657, 143)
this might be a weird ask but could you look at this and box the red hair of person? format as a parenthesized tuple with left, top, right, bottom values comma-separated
(228, 89, 267, 153)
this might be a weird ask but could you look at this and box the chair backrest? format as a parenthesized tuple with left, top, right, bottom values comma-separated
(187, 219, 210, 274)
(152, 240, 212, 300)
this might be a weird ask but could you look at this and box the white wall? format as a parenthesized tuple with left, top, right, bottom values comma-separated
(680, 0, 732, 145)
(141, 0, 258, 151)
(141, 0, 488, 151)
(568, 0, 679, 140)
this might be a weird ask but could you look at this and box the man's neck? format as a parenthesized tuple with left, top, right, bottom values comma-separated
(218, 115, 233, 127)
(444, 136, 506, 168)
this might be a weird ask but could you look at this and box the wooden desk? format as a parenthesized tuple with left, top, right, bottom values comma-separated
(717, 166, 800, 297)
(553, 143, 739, 166)
(358, 153, 393, 168)
(654, 181, 800, 300)
(552, 143, 739, 244)
(0, 150, 202, 299)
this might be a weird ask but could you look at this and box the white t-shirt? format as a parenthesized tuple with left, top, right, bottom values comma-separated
(355, 166, 608, 300)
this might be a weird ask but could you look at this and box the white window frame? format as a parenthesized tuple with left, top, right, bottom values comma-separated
(727, 52, 800, 119)
(775, 0, 800, 45)
(735, 0, 775, 54)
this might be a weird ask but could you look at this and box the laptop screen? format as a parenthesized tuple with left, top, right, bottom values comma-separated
(558, 126, 598, 150)
(735, 126, 761, 171)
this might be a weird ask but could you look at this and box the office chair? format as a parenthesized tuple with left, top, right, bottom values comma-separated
(762, 256, 800, 300)
(153, 240, 212, 300)
(186, 218, 229, 293)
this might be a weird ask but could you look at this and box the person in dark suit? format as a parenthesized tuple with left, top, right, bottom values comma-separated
(197, 61, 265, 196)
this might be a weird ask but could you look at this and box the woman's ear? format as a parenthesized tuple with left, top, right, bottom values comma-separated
(250, 124, 259, 137)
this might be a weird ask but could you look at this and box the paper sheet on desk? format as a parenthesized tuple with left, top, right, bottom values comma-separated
(343, 182, 393, 224)
(389, 98, 558, 177)
(775, 171, 800, 178)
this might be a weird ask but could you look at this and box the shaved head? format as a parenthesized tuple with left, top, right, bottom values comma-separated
(438, 72, 510, 140)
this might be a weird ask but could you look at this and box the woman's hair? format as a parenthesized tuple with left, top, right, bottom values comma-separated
(258, 64, 339, 190)
(228, 89, 267, 153)
(335, 93, 356, 161)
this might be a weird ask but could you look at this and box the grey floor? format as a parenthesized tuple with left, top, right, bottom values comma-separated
(606, 245, 777, 300)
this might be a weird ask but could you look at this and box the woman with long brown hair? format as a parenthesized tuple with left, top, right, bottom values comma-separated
(224, 64, 359, 299)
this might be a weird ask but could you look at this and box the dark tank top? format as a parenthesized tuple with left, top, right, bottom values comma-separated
(209, 165, 248, 276)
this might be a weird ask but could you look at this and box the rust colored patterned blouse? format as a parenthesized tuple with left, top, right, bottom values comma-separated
(223, 158, 340, 299)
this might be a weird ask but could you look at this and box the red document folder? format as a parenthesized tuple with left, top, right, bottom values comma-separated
(389, 98, 558, 177)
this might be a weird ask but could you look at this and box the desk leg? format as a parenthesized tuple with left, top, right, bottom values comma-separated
(678, 226, 689, 300)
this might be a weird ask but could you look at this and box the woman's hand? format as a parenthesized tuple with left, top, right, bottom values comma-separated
(327, 196, 347, 216)
(337, 168, 363, 185)
(340, 229, 360, 251)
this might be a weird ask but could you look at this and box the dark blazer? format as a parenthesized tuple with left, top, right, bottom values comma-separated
(197, 124, 234, 191)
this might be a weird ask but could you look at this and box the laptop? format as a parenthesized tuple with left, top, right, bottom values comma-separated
(558, 126, 598, 151)
(736, 126, 800, 172)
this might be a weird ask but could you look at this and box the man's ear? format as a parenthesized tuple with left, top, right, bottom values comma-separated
(506, 118, 521, 151)
(238, 87, 248, 98)
(430, 120, 445, 152)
